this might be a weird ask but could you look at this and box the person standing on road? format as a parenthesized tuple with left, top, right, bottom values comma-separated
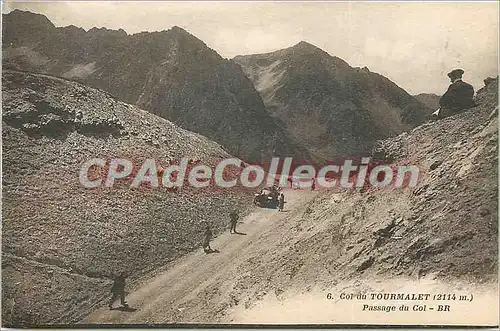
(108, 272, 128, 309)
(203, 221, 213, 253)
(278, 193, 286, 212)
(229, 209, 239, 234)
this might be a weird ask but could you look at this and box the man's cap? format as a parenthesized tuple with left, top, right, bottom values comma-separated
(448, 69, 465, 79)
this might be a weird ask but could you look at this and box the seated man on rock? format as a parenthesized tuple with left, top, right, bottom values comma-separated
(432, 69, 474, 119)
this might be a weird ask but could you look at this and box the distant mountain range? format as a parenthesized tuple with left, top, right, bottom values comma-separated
(2, 9, 308, 163)
(3, 9, 496, 326)
(3, 9, 432, 162)
(234, 42, 432, 160)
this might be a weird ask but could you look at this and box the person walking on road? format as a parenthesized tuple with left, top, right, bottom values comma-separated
(108, 272, 128, 309)
(229, 209, 239, 234)
(278, 193, 286, 212)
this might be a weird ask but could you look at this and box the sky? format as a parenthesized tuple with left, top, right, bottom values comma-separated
(3, 1, 499, 95)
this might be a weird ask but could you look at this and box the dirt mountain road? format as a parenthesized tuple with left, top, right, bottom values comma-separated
(82, 189, 319, 324)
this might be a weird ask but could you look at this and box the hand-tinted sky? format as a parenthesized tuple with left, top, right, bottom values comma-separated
(3, 1, 498, 95)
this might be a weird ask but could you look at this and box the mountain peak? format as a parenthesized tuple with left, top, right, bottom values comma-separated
(284, 41, 350, 68)
(291, 41, 322, 51)
(4, 9, 55, 30)
(284, 41, 339, 61)
(168, 26, 201, 42)
(295, 41, 316, 47)
(170, 26, 191, 35)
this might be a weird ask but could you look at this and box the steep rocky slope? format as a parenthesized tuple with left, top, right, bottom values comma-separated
(1, 70, 255, 326)
(234, 42, 432, 160)
(77, 78, 498, 325)
(185, 78, 498, 322)
(414, 93, 440, 111)
(3, 71, 496, 327)
(229, 77, 498, 305)
(2, 10, 308, 162)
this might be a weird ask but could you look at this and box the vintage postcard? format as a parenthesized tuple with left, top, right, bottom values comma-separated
(1, 1, 498, 328)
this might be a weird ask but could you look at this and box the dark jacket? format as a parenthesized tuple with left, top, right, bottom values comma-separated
(203, 228, 212, 246)
(279, 195, 285, 207)
(230, 212, 239, 223)
(439, 80, 474, 112)
(111, 275, 126, 293)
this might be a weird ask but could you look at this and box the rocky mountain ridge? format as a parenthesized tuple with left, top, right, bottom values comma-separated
(234, 42, 432, 160)
(2, 9, 308, 163)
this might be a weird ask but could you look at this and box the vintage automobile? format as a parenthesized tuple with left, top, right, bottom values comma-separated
(253, 186, 280, 208)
